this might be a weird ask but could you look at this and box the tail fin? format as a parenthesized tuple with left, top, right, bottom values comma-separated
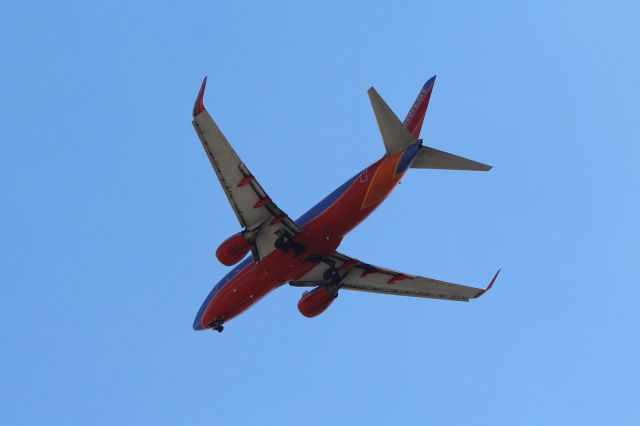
(403, 76, 436, 139)
(405, 76, 492, 172)
(368, 87, 417, 155)
(368, 77, 435, 155)
(369, 78, 493, 171)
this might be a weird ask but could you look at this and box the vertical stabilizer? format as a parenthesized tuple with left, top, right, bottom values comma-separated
(403, 76, 436, 139)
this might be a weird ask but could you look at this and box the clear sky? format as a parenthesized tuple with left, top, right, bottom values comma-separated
(1, 1, 639, 425)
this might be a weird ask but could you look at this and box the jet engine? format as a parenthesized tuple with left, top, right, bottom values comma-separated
(297, 286, 338, 318)
(215, 232, 251, 266)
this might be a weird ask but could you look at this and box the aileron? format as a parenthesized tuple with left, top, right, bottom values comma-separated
(290, 251, 497, 302)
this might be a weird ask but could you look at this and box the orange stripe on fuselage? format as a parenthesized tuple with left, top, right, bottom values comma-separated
(361, 153, 403, 210)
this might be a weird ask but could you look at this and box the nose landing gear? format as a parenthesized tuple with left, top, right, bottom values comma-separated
(209, 318, 224, 333)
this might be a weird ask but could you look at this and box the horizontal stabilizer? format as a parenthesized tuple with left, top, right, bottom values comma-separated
(368, 87, 417, 155)
(411, 146, 492, 171)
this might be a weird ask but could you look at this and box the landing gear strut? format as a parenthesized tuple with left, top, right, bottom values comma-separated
(323, 266, 342, 284)
(274, 232, 306, 256)
(210, 318, 224, 333)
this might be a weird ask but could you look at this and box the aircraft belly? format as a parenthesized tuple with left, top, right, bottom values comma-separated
(203, 152, 413, 329)
(196, 148, 414, 330)
(201, 251, 319, 327)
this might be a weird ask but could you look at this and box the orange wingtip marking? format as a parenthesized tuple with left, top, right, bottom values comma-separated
(340, 259, 359, 270)
(387, 274, 410, 284)
(474, 269, 501, 298)
(360, 268, 377, 278)
(237, 175, 255, 187)
(253, 197, 271, 208)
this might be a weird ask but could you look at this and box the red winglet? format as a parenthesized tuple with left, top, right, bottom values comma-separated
(387, 274, 410, 284)
(193, 76, 207, 117)
(474, 269, 501, 298)
(253, 197, 271, 208)
(237, 175, 255, 187)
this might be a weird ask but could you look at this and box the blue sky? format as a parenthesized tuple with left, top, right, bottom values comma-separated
(1, 1, 639, 425)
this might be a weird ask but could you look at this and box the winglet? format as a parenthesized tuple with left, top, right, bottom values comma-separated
(403, 75, 436, 139)
(474, 269, 501, 298)
(193, 76, 208, 117)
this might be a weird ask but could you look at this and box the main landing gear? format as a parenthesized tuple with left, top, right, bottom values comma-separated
(209, 318, 224, 333)
(322, 262, 342, 285)
(274, 232, 306, 256)
(323, 269, 342, 285)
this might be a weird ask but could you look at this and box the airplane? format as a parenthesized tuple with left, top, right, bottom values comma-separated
(191, 76, 499, 332)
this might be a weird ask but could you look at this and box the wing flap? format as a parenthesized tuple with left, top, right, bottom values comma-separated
(290, 251, 498, 302)
(192, 111, 266, 228)
(340, 273, 478, 301)
(192, 78, 301, 261)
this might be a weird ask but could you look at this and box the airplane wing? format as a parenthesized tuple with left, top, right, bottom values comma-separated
(290, 251, 499, 301)
(192, 77, 302, 260)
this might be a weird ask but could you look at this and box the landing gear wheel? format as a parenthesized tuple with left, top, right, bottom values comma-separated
(210, 319, 225, 333)
(274, 236, 285, 248)
(323, 268, 336, 280)
(282, 241, 291, 253)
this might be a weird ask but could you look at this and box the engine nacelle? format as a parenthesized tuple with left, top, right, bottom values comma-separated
(215, 232, 251, 266)
(297, 286, 338, 318)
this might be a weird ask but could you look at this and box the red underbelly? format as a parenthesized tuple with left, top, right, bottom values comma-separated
(202, 248, 323, 326)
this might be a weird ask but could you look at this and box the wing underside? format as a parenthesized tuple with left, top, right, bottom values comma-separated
(192, 78, 301, 260)
(290, 251, 499, 302)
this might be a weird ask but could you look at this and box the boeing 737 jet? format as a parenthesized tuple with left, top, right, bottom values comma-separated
(191, 76, 499, 332)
